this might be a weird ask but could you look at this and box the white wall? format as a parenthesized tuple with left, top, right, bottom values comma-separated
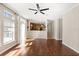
(15, 16, 20, 43)
(54, 19, 60, 40)
(62, 5, 79, 53)
(0, 4, 4, 46)
(27, 31, 47, 39)
(53, 18, 62, 40)
(27, 20, 47, 39)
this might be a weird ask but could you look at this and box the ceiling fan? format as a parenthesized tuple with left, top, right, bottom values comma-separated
(29, 4, 49, 14)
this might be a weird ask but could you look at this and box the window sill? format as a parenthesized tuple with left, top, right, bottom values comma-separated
(3, 40, 16, 46)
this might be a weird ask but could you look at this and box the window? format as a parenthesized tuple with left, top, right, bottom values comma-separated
(4, 8, 15, 20)
(3, 9, 15, 44)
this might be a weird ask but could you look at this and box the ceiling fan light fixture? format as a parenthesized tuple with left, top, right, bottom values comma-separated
(29, 4, 49, 14)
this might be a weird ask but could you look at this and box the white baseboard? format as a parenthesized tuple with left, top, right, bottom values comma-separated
(63, 42, 79, 53)
(0, 43, 18, 55)
(54, 37, 62, 40)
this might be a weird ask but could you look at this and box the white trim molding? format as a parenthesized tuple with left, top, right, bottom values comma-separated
(63, 42, 79, 53)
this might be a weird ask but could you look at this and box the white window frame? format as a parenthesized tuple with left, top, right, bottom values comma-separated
(3, 7, 16, 44)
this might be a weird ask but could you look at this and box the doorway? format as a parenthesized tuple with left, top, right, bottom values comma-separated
(47, 20, 54, 39)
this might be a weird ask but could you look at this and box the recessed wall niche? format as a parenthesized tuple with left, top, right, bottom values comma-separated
(30, 22, 46, 31)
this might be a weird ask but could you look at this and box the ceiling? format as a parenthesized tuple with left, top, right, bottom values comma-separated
(4, 3, 79, 22)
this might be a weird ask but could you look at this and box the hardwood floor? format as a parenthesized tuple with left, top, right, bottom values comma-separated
(0, 39, 79, 56)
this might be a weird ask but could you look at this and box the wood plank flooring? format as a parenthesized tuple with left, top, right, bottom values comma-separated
(0, 39, 79, 56)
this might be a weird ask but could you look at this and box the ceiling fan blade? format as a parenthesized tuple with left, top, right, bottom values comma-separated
(36, 4, 40, 10)
(34, 12, 38, 14)
(40, 8, 49, 11)
(40, 11, 45, 14)
(29, 8, 37, 11)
